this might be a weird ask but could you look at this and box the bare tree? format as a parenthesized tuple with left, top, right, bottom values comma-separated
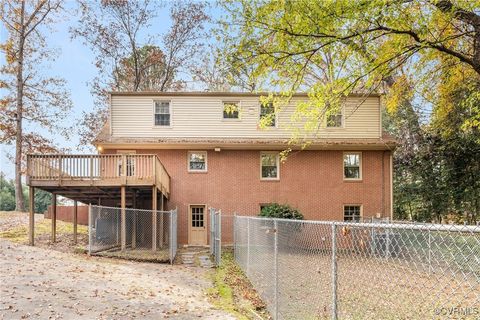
(71, 0, 209, 147)
(191, 47, 259, 92)
(159, 0, 209, 91)
(0, 0, 72, 211)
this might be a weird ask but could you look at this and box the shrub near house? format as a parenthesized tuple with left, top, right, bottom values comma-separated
(259, 203, 303, 220)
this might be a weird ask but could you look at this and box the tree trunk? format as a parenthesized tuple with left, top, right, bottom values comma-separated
(15, 1, 26, 212)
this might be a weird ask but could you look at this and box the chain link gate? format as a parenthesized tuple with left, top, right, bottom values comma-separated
(169, 207, 177, 264)
(210, 208, 222, 266)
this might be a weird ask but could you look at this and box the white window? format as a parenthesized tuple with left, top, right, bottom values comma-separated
(260, 102, 276, 127)
(223, 102, 240, 119)
(326, 110, 343, 127)
(343, 152, 362, 180)
(260, 152, 279, 179)
(344, 205, 361, 222)
(188, 151, 207, 172)
(154, 101, 170, 126)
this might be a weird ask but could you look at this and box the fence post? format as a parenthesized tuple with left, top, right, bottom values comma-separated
(385, 227, 391, 258)
(331, 223, 338, 320)
(428, 229, 432, 275)
(370, 225, 375, 255)
(233, 213, 237, 261)
(247, 217, 250, 276)
(210, 208, 214, 255)
(88, 204, 92, 255)
(218, 210, 222, 266)
(169, 210, 173, 264)
(274, 219, 279, 320)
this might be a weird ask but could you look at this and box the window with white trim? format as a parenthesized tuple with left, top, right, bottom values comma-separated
(343, 152, 361, 179)
(188, 151, 207, 172)
(344, 205, 361, 222)
(223, 102, 240, 119)
(154, 101, 170, 126)
(260, 102, 276, 127)
(260, 152, 279, 179)
(326, 110, 343, 127)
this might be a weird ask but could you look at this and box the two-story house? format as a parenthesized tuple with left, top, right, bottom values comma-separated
(88, 92, 395, 246)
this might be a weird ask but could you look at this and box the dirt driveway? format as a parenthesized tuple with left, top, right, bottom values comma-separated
(0, 215, 236, 320)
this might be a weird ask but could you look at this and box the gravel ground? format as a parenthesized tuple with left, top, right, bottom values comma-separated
(0, 212, 236, 320)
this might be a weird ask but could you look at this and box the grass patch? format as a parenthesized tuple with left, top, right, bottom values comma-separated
(207, 249, 269, 320)
(0, 218, 88, 244)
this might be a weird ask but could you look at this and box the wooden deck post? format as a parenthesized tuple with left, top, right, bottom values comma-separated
(152, 186, 157, 251)
(121, 186, 126, 251)
(51, 193, 57, 243)
(159, 195, 164, 248)
(132, 190, 136, 249)
(29, 187, 35, 246)
(73, 200, 78, 244)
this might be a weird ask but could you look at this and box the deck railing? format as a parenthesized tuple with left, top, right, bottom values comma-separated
(27, 154, 171, 196)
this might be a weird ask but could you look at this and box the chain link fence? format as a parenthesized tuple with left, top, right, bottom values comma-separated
(210, 208, 222, 266)
(210, 209, 237, 266)
(234, 216, 480, 319)
(88, 205, 177, 264)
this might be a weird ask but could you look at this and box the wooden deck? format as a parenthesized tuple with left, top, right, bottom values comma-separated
(26, 154, 172, 247)
(26, 154, 170, 200)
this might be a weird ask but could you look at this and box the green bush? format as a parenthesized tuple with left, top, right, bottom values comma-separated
(259, 203, 303, 220)
(0, 172, 52, 212)
(0, 189, 15, 211)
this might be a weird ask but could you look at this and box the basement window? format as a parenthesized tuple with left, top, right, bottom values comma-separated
(344, 205, 362, 222)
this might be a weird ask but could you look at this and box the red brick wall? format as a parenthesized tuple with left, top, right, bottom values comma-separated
(45, 205, 89, 225)
(105, 149, 392, 245)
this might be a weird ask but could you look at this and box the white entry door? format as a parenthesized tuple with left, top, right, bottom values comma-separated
(189, 205, 207, 245)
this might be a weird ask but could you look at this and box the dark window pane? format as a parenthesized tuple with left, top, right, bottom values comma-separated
(190, 161, 205, 170)
(155, 114, 170, 126)
(344, 167, 360, 179)
(223, 103, 239, 119)
(223, 110, 239, 119)
(344, 206, 361, 222)
(262, 166, 278, 178)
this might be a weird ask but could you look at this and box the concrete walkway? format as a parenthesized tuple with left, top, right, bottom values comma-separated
(179, 248, 214, 268)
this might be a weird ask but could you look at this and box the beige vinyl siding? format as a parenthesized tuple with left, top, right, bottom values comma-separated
(110, 95, 381, 139)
